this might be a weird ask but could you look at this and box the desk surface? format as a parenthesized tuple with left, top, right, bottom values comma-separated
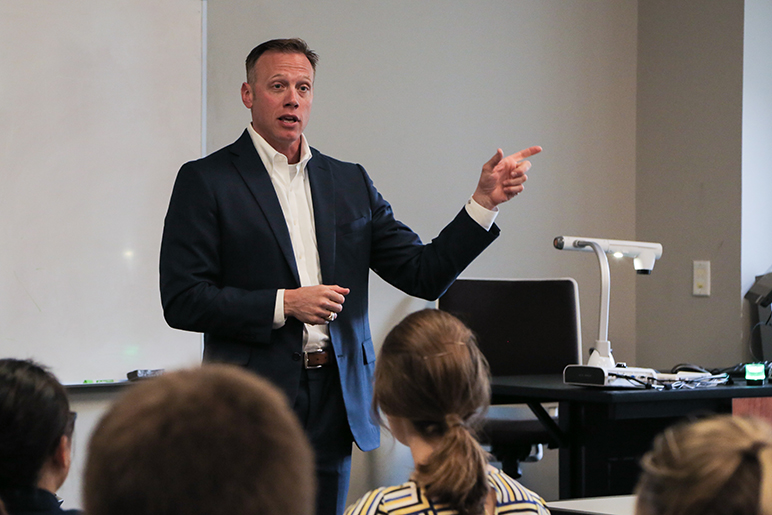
(548, 495, 636, 515)
(497, 375, 772, 499)
(492, 374, 772, 404)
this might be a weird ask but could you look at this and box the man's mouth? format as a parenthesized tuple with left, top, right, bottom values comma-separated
(279, 115, 299, 124)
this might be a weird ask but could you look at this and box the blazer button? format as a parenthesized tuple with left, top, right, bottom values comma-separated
(292, 352, 302, 361)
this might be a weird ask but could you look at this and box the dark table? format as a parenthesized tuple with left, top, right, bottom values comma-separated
(491, 374, 772, 499)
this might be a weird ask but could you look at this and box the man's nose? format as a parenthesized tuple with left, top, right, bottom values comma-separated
(284, 89, 299, 108)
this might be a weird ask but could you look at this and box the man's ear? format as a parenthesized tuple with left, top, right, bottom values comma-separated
(54, 434, 72, 471)
(241, 82, 253, 109)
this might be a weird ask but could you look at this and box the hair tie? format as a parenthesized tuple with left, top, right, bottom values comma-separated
(445, 414, 465, 429)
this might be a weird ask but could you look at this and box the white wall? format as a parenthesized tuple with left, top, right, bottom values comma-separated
(742, 0, 772, 353)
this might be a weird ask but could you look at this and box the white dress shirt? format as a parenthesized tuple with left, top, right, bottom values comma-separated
(246, 124, 498, 352)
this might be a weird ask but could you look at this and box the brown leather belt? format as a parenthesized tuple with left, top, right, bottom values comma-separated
(304, 348, 333, 369)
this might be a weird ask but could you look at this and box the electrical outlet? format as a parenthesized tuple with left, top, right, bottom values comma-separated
(693, 260, 710, 296)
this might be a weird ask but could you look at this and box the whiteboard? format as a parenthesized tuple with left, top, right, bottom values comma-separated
(0, 1, 204, 384)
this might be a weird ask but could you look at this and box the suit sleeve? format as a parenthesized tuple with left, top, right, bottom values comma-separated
(159, 162, 276, 343)
(363, 167, 500, 301)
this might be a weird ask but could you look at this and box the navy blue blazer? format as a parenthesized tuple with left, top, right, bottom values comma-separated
(160, 130, 499, 451)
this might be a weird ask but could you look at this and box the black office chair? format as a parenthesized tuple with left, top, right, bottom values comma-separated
(438, 278, 582, 478)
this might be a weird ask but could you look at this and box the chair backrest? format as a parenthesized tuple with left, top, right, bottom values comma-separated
(438, 278, 582, 376)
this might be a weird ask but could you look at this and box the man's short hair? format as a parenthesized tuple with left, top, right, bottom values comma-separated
(83, 364, 315, 515)
(245, 38, 318, 84)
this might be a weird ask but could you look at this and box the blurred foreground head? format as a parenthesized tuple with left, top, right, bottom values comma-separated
(84, 364, 315, 515)
(636, 414, 772, 515)
(0, 358, 74, 492)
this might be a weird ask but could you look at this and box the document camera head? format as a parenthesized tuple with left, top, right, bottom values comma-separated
(553, 236, 663, 274)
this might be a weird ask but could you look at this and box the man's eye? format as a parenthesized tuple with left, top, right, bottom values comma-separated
(299, 85, 310, 92)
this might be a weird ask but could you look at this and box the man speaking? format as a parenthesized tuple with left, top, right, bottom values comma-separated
(160, 38, 541, 515)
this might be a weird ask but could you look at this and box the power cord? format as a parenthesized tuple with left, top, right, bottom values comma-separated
(606, 370, 730, 390)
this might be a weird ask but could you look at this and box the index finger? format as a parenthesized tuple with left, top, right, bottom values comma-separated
(326, 285, 350, 302)
(512, 145, 543, 161)
(329, 285, 350, 296)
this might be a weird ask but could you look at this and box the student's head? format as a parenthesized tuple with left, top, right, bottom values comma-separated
(635, 414, 772, 515)
(374, 308, 491, 515)
(83, 364, 316, 515)
(0, 358, 74, 492)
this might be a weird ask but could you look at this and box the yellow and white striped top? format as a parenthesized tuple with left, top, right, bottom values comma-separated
(344, 467, 551, 515)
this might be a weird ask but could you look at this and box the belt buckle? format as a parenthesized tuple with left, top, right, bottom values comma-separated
(304, 349, 325, 369)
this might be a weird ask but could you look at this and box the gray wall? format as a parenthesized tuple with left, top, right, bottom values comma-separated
(636, 0, 745, 368)
(636, 0, 772, 370)
(207, 0, 639, 376)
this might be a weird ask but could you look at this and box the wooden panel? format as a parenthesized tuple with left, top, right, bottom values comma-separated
(733, 397, 772, 423)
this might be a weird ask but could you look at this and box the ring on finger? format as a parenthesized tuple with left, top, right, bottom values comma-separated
(326, 312, 336, 322)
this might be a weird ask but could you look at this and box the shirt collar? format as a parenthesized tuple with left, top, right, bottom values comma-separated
(0, 486, 64, 512)
(246, 123, 312, 172)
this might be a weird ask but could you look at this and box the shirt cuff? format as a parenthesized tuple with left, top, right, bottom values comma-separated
(273, 289, 286, 329)
(465, 196, 498, 232)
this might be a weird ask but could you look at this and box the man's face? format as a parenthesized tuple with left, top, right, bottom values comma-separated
(241, 51, 314, 161)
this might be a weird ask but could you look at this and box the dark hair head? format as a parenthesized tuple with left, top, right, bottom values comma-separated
(84, 364, 316, 515)
(374, 309, 491, 515)
(245, 38, 318, 84)
(0, 359, 72, 489)
(636, 415, 772, 515)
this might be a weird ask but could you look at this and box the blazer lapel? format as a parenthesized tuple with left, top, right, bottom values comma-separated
(307, 150, 336, 284)
(229, 130, 300, 285)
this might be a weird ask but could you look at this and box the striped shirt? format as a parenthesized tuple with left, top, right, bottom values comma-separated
(344, 467, 550, 515)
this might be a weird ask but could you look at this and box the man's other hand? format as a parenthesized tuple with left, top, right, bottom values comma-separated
(284, 285, 350, 325)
